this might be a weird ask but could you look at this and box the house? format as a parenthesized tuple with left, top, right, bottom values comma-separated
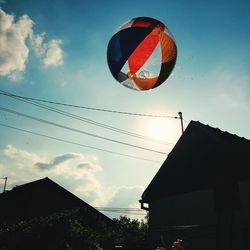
(0, 177, 117, 249)
(140, 121, 250, 250)
(0, 177, 113, 226)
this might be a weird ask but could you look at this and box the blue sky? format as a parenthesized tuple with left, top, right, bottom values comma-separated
(0, 0, 250, 219)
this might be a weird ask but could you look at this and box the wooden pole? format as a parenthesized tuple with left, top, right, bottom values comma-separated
(1, 177, 7, 193)
(178, 112, 184, 134)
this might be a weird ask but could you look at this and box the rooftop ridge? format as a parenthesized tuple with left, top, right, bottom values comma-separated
(191, 120, 250, 142)
(12, 177, 50, 190)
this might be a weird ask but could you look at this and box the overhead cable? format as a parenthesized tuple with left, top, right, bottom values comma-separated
(0, 123, 161, 162)
(0, 90, 178, 119)
(95, 207, 146, 215)
(0, 90, 173, 146)
(0, 106, 168, 155)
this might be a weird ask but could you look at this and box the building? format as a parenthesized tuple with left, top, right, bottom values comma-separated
(140, 121, 250, 250)
(0, 177, 113, 225)
(0, 177, 117, 249)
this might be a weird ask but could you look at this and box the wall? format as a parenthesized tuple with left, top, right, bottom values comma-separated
(148, 188, 217, 250)
(148, 180, 250, 250)
(232, 179, 250, 249)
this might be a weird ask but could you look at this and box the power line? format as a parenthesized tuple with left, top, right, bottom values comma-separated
(0, 90, 174, 146)
(101, 211, 145, 216)
(100, 211, 145, 216)
(0, 90, 178, 119)
(0, 106, 168, 155)
(94, 207, 147, 216)
(94, 207, 145, 212)
(0, 123, 161, 162)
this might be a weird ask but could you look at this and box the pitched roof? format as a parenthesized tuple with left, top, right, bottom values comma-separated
(0, 177, 113, 224)
(142, 121, 250, 202)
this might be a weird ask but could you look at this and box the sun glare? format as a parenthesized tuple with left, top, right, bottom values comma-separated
(145, 118, 180, 144)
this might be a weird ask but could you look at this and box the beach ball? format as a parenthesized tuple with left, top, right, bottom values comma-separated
(107, 17, 177, 91)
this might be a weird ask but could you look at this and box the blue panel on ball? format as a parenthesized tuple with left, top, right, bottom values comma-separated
(107, 27, 151, 79)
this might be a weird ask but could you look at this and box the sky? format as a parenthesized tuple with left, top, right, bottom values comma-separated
(0, 0, 250, 219)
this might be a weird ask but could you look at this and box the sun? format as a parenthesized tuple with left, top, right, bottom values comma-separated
(145, 118, 180, 143)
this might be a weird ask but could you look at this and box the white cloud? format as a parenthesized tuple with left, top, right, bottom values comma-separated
(43, 39, 63, 67)
(106, 185, 144, 208)
(74, 173, 104, 205)
(1, 145, 45, 185)
(0, 145, 146, 218)
(104, 185, 145, 219)
(35, 152, 84, 170)
(0, 9, 64, 82)
(77, 162, 102, 172)
(31, 32, 46, 56)
(30, 34, 64, 67)
(1, 145, 105, 205)
(0, 10, 33, 81)
(3, 144, 40, 165)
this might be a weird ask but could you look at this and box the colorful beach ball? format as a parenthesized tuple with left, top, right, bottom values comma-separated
(107, 17, 177, 91)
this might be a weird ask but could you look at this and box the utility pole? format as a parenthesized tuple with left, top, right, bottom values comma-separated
(1, 177, 7, 193)
(178, 112, 184, 134)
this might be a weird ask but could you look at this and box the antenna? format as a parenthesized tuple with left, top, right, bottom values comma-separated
(178, 112, 184, 134)
(1, 177, 7, 193)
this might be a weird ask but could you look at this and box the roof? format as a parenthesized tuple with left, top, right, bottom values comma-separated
(142, 120, 250, 202)
(0, 177, 113, 224)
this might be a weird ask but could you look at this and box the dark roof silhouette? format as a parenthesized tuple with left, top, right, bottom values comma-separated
(142, 120, 250, 202)
(0, 177, 113, 224)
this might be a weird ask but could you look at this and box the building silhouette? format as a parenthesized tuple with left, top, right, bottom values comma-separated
(140, 121, 250, 250)
(0, 177, 113, 225)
